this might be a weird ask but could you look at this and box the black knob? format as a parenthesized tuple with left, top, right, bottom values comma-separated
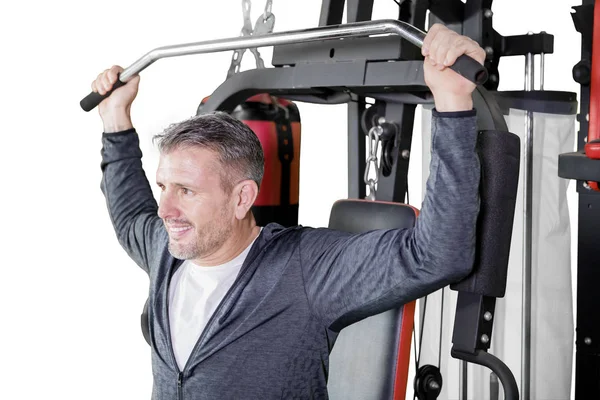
(573, 60, 591, 86)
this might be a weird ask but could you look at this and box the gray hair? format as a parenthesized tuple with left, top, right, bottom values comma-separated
(153, 112, 264, 193)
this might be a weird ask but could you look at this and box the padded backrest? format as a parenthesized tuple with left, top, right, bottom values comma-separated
(326, 199, 418, 400)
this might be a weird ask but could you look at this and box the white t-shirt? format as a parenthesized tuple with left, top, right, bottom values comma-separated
(168, 236, 257, 370)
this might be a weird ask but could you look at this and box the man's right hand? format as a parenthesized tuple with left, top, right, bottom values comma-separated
(91, 65, 140, 133)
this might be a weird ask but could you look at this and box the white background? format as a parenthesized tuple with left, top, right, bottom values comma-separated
(0, 0, 582, 399)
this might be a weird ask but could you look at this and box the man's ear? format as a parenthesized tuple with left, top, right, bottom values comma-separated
(233, 180, 259, 220)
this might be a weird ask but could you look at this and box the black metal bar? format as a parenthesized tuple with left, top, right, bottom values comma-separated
(462, 0, 490, 45)
(398, 0, 428, 60)
(347, 97, 367, 199)
(501, 33, 554, 57)
(198, 61, 433, 114)
(575, 193, 600, 398)
(347, 0, 373, 23)
(495, 90, 577, 116)
(428, 2, 463, 34)
(374, 102, 416, 202)
(319, 0, 345, 26)
(368, 0, 425, 203)
(572, 4, 595, 43)
(272, 36, 405, 66)
(451, 349, 519, 400)
(428, 0, 465, 24)
(558, 151, 600, 182)
(462, 0, 499, 90)
(573, 3, 594, 155)
(450, 293, 519, 400)
(451, 293, 496, 353)
(342, 0, 370, 203)
(366, 60, 427, 86)
(344, 1, 372, 202)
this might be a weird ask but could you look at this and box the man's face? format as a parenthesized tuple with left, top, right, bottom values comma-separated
(156, 146, 235, 262)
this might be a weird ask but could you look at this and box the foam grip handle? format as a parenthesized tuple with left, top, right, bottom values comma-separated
(449, 54, 488, 85)
(584, 140, 600, 160)
(450, 130, 521, 298)
(80, 79, 126, 112)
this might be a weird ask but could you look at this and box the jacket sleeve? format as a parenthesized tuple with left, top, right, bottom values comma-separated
(299, 109, 481, 331)
(100, 128, 165, 275)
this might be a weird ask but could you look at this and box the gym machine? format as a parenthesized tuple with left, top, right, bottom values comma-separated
(80, 1, 519, 398)
(81, 0, 592, 398)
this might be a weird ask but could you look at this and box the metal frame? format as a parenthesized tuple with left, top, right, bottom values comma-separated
(558, 1, 600, 398)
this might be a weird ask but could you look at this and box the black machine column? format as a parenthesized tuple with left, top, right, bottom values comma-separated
(559, 1, 600, 397)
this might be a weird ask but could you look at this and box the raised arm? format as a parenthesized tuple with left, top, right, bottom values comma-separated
(94, 66, 165, 274)
(299, 25, 486, 331)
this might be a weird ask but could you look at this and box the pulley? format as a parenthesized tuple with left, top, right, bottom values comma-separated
(413, 364, 443, 400)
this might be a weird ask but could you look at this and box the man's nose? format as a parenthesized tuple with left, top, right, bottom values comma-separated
(158, 191, 179, 220)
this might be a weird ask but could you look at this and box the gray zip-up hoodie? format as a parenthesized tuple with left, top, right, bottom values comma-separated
(99, 109, 480, 399)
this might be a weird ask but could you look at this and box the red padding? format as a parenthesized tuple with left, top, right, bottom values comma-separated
(199, 94, 302, 205)
(245, 119, 301, 206)
(585, 1, 600, 159)
(246, 120, 281, 206)
(393, 300, 416, 400)
(393, 204, 419, 400)
(246, 93, 295, 108)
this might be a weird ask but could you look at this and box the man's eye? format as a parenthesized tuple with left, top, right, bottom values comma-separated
(182, 188, 192, 195)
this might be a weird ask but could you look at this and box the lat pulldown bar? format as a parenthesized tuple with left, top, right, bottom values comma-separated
(79, 19, 487, 111)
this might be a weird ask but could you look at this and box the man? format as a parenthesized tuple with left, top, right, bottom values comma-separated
(93, 24, 485, 399)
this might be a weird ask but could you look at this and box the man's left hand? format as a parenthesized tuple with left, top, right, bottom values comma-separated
(421, 24, 487, 112)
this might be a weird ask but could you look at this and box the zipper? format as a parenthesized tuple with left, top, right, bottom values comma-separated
(165, 260, 184, 374)
(177, 372, 183, 400)
(179, 226, 300, 372)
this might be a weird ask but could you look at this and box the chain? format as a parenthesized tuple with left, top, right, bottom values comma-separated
(364, 122, 384, 201)
(227, 0, 275, 79)
(263, 0, 272, 20)
(243, 0, 253, 27)
(226, 0, 253, 79)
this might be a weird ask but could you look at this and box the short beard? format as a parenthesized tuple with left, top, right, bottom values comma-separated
(167, 205, 233, 262)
